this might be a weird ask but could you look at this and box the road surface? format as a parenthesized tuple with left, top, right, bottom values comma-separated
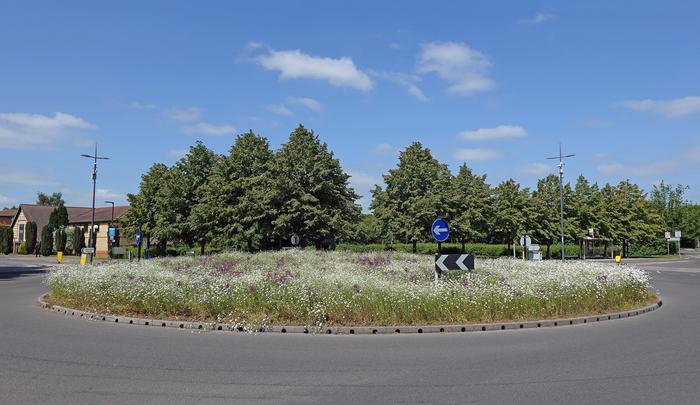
(1, 255, 699, 404)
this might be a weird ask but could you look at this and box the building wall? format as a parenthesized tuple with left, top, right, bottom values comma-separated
(12, 211, 27, 251)
(79, 222, 120, 257)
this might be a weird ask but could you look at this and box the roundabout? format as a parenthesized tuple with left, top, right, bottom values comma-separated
(1, 254, 699, 404)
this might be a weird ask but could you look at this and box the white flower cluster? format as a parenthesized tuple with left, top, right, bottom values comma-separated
(45, 251, 654, 327)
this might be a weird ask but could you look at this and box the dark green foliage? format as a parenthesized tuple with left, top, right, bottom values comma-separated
(337, 243, 524, 257)
(371, 142, 451, 252)
(40, 226, 53, 256)
(191, 131, 274, 252)
(25, 221, 37, 254)
(267, 125, 360, 248)
(72, 227, 84, 255)
(48, 205, 69, 230)
(0, 227, 13, 254)
(36, 192, 65, 206)
(123, 123, 696, 258)
(448, 164, 491, 249)
(54, 228, 67, 252)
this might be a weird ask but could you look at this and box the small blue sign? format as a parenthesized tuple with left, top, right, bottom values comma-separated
(108, 227, 116, 240)
(135, 230, 142, 246)
(431, 218, 449, 242)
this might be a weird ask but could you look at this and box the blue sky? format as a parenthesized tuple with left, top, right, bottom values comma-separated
(2, 1, 700, 211)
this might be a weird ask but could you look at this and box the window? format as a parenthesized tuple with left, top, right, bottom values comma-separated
(19, 224, 24, 242)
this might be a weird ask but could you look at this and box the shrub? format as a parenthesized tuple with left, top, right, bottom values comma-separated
(55, 228, 67, 252)
(0, 227, 13, 254)
(337, 243, 522, 257)
(629, 238, 668, 257)
(72, 227, 84, 255)
(40, 226, 53, 256)
(18, 242, 27, 254)
(25, 221, 37, 254)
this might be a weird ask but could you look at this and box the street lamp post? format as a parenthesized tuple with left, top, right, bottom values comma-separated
(547, 144, 575, 262)
(105, 200, 114, 258)
(81, 144, 109, 264)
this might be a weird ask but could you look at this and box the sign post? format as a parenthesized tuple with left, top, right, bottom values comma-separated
(519, 235, 532, 261)
(431, 217, 449, 255)
(135, 229, 142, 262)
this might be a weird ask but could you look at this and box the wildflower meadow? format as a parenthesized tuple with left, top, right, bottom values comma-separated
(46, 251, 656, 328)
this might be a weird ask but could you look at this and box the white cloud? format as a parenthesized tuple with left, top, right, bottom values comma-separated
(347, 169, 382, 212)
(0, 170, 60, 187)
(0, 112, 96, 150)
(452, 148, 503, 161)
(369, 70, 429, 101)
(458, 125, 527, 141)
(520, 163, 552, 176)
(417, 42, 493, 95)
(129, 101, 157, 110)
(265, 104, 293, 116)
(519, 12, 555, 25)
(347, 169, 381, 187)
(287, 96, 324, 112)
(165, 107, 202, 122)
(182, 122, 236, 136)
(96, 188, 126, 201)
(370, 143, 394, 156)
(256, 48, 373, 91)
(167, 149, 188, 158)
(0, 194, 15, 207)
(620, 96, 700, 118)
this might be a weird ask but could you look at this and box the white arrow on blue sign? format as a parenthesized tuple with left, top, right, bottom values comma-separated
(431, 218, 449, 242)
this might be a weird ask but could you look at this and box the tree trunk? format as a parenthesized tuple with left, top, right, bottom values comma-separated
(247, 238, 253, 253)
(546, 244, 551, 259)
(461, 240, 465, 253)
(412, 240, 417, 254)
(200, 240, 205, 255)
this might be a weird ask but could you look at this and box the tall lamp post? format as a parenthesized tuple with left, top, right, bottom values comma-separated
(547, 144, 575, 262)
(81, 144, 109, 264)
(105, 200, 114, 258)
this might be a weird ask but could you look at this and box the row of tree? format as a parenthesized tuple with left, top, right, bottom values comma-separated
(370, 143, 699, 255)
(123, 125, 360, 253)
(122, 125, 700, 256)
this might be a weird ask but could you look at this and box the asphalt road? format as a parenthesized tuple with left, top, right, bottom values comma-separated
(1, 255, 700, 404)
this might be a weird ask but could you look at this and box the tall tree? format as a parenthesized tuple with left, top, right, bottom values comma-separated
(448, 164, 491, 251)
(48, 204, 69, 230)
(681, 204, 700, 248)
(36, 192, 64, 206)
(192, 131, 274, 252)
(123, 163, 169, 252)
(491, 179, 530, 251)
(651, 181, 688, 232)
(268, 125, 360, 248)
(528, 175, 561, 258)
(25, 221, 37, 254)
(372, 142, 452, 253)
(155, 141, 217, 253)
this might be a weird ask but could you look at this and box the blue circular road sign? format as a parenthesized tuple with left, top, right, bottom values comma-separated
(431, 218, 450, 242)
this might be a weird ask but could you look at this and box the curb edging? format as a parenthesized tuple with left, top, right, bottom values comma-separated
(37, 295, 662, 335)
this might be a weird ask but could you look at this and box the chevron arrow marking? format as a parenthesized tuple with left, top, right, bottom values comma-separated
(436, 255, 448, 272)
(457, 254, 469, 270)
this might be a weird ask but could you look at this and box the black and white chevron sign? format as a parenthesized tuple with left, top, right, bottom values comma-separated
(435, 254, 475, 273)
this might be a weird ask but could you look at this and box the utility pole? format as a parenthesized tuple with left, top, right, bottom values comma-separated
(547, 144, 575, 262)
(81, 144, 109, 264)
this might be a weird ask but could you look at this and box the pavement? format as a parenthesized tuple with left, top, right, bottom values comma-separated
(1, 254, 700, 404)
